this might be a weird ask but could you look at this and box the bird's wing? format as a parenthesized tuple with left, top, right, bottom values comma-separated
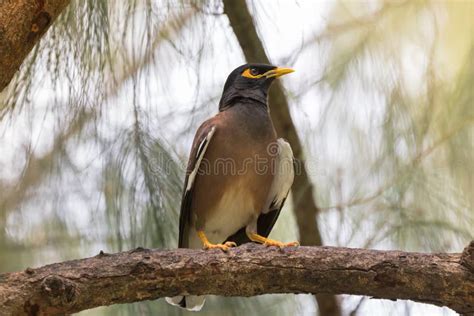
(178, 122, 216, 248)
(259, 138, 295, 236)
(226, 138, 295, 245)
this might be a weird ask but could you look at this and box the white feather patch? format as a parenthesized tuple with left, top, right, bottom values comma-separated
(165, 296, 205, 312)
(264, 138, 295, 212)
(186, 126, 216, 192)
(165, 296, 184, 307)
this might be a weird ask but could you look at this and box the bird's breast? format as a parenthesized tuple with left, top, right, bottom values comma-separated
(203, 178, 257, 244)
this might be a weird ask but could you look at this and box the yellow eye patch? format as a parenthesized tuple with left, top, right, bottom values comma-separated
(242, 68, 265, 79)
(241, 67, 294, 79)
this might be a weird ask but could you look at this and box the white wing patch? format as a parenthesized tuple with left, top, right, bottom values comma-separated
(264, 138, 295, 213)
(186, 126, 216, 192)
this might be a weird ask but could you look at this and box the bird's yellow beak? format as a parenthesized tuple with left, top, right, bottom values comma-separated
(265, 67, 295, 78)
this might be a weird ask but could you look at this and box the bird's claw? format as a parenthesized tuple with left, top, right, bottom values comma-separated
(224, 241, 237, 247)
(263, 240, 299, 248)
(203, 241, 237, 252)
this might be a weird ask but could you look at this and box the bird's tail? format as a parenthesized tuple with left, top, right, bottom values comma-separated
(165, 295, 205, 312)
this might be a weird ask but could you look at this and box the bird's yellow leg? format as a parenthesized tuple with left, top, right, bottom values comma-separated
(247, 232, 299, 248)
(197, 230, 237, 252)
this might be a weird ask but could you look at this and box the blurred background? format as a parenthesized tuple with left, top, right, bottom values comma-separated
(0, 0, 472, 315)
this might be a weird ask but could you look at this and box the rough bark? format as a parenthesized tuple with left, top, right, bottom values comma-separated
(0, 0, 70, 92)
(222, 1, 339, 314)
(1, 243, 473, 315)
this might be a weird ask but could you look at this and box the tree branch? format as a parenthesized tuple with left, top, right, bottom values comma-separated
(1, 243, 473, 315)
(0, 0, 70, 92)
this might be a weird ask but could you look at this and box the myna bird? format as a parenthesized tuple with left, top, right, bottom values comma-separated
(166, 63, 298, 311)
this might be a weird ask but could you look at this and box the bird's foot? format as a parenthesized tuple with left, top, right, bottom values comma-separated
(197, 230, 236, 252)
(203, 241, 236, 252)
(247, 232, 299, 248)
(263, 239, 299, 248)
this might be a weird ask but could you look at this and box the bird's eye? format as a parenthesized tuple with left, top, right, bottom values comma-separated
(242, 67, 262, 79)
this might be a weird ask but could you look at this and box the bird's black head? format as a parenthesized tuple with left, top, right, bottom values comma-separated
(218, 63, 294, 111)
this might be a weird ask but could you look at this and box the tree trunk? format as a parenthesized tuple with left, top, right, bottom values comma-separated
(0, 0, 70, 92)
(222, 1, 340, 314)
(1, 243, 473, 315)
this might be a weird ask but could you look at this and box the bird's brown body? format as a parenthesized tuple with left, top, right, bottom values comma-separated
(166, 63, 297, 311)
(186, 102, 277, 248)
